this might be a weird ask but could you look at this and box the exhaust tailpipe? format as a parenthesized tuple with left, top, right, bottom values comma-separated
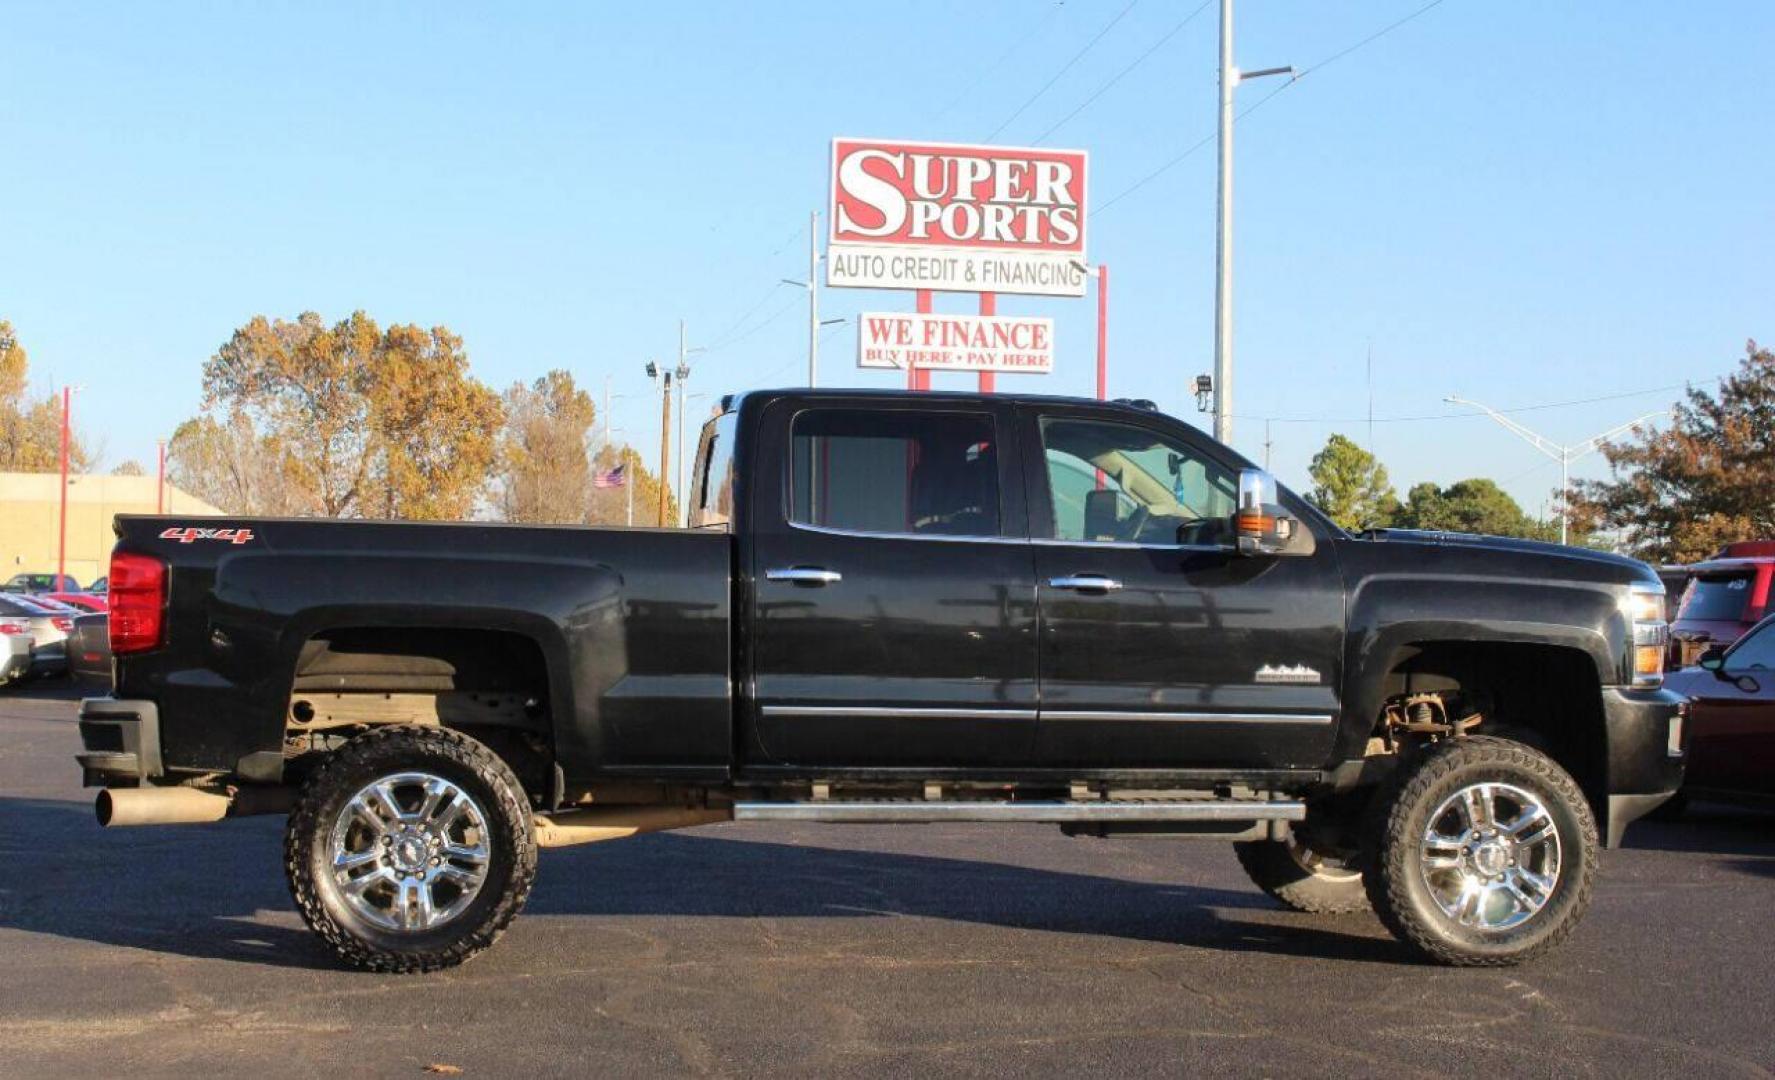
(95, 785, 293, 827)
(532, 805, 732, 848)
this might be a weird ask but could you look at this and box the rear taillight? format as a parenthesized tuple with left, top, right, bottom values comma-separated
(52, 616, 74, 633)
(108, 552, 167, 655)
(0, 620, 27, 636)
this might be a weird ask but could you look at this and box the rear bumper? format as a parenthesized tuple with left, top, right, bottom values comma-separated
(76, 697, 162, 786)
(1, 648, 31, 683)
(1601, 686, 1687, 847)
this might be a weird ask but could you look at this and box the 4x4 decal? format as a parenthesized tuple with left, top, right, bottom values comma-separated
(159, 526, 256, 545)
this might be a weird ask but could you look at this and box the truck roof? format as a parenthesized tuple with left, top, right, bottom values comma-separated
(723, 387, 1172, 417)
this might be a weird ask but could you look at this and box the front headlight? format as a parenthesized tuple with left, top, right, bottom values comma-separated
(1624, 582, 1668, 687)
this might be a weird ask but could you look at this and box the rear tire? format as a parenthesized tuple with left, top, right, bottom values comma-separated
(1234, 828, 1367, 914)
(1365, 735, 1597, 967)
(285, 725, 538, 973)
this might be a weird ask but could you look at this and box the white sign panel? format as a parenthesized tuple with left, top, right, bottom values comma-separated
(857, 312, 1055, 375)
(827, 138, 1088, 298)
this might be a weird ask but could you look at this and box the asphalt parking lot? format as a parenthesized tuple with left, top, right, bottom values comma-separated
(1, 682, 1771, 1079)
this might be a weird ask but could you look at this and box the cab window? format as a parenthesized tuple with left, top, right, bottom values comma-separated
(1039, 416, 1236, 546)
(789, 409, 1002, 538)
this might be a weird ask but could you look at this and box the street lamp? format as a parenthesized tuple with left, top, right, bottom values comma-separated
(1444, 395, 1671, 545)
(57, 385, 84, 589)
(1212, 0, 1293, 447)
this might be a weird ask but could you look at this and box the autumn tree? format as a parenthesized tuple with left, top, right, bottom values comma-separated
(1570, 341, 1775, 562)
(497, 370, 598, 524)
(588, 442, 676, 528)
(196, 311, 502, 519)
(1307, 433, 1398, 530)
(111, 460, 145, 476)
(167, 412, 317, 516)
(0, 319, 94, 472)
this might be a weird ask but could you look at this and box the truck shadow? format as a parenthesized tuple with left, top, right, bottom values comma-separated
(0, 797, 1419, 971)
(1621, 802, 1775, 859)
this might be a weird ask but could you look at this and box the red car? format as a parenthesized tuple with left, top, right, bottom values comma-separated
(43, 591, 107, 613)
(1670, 541, 1775, 668)
(1664, 613, 1775, 810)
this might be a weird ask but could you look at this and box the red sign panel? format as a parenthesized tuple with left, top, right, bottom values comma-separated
(827, 138, 1089, 297)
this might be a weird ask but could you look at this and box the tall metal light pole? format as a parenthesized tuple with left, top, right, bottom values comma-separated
(1445, 396, 1671, 545)
(1213, 0, 1291, 447)
(783, 214, 846, 389)
(57, 386, 72, 587)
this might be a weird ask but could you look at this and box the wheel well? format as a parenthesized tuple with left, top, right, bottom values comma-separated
(284, 627, 556, 805)
(1381, 641, 1607, 818)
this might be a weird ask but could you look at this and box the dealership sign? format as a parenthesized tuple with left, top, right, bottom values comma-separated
(857, 311, 1054, 374)
(827, 138, 1088, 298)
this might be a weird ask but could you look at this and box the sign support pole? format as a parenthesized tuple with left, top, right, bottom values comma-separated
(1096, 266, 1109, 401)
(911, 290, 932, 391)
(977, 293, 996, 393)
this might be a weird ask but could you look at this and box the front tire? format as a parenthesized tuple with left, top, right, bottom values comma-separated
(285, 726, 538, 973)
(1234, 827, 1367, 914)
(1366, 735, 1597, 967)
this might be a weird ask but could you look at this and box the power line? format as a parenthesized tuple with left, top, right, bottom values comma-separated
(1093, 0, 1455, 217)
(983, 0, 1141, 143)
(1295, 0, 1450, 80)
(932, 3, 1068, 123)
(1033, 0, 1215, 145)
(1240, 375, 1723, 426)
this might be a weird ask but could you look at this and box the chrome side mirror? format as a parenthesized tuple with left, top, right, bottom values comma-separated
(1233, 469, 1313, 557)
(1698, 646, 1727, 675)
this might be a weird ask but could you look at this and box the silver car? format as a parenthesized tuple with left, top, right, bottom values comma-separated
(0, 594, 73, 677)
(0, 619, 32, 688)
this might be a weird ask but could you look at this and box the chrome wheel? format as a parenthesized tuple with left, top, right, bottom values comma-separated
(1419, 781, 1561, 932)
(327, 771, 491, 933)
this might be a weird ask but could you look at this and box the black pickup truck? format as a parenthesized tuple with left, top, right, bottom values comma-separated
(77, 389, 1685, 972)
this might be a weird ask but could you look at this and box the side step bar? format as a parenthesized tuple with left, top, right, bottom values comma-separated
(733, 800, 1304, 824)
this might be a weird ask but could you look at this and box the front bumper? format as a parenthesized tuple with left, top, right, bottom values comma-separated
(76, 697, 162, 786)
(1601, 686, 1687, 848)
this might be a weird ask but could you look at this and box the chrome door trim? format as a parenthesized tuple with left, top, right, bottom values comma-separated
(1048, 574, 1124, 592)
(1039, 710, 1335, 725)
(786, 520, 1030, 545)
(764, 567, 843, 585)
(760, 705, 1039, 721)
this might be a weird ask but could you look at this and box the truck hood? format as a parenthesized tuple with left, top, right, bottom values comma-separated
(1356, 528, 1653, 579)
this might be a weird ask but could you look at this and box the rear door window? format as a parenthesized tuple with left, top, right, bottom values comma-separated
(789, 409, 1002, 538)
(1681, 574, 1753, 622)
(1726, 622, 1775, 670)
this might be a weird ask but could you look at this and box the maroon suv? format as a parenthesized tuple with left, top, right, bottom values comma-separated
(1670, 541, 1775, 668)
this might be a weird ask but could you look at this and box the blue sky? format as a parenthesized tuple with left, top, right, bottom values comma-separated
(4, 1, 1771, 516)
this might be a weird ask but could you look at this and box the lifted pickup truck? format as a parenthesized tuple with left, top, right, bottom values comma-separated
(78, 389, 1685, 972)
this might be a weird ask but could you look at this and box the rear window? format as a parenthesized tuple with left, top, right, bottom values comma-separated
(1680, 574, 1753, 622)
(789, 408, 1001, 538)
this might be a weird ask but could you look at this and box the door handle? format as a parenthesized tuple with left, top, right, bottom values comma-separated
(1048, 574, 1123, 593)
(766, 567, 843, 586)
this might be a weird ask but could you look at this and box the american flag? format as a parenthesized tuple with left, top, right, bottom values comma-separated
(592, 463, 626, 489)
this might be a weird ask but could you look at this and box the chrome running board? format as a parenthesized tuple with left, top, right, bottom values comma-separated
(732, 799, 1305, 824)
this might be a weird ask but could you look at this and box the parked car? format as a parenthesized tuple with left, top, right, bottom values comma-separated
(1664, 613, 1775, 810)
(77, 389, 1683, 972)
(44, 591, 108, 613)
(68, 612, 111, 683)
(3, 572, 83, 594)
(0, 594, 74, 677)
(0, 618, 32, 689)
(1670, 541, 1775, 667)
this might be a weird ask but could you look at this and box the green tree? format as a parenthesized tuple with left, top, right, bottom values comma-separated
(1393, 478, 1555, 540)
(198, 311, 503, 519)
(1570, 341, 1775, 562)
(1307, 433, 1397, 530)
